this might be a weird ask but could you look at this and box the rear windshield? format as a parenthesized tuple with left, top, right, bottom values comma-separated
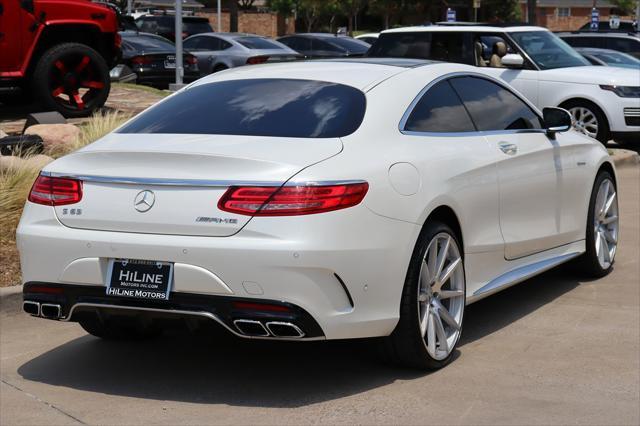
(121, 34, 174, 53)
(117, 79, 366, 138)
(236, 36, 284, 50)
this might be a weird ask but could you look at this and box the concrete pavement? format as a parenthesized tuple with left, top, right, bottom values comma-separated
(1, 166, 638, 425)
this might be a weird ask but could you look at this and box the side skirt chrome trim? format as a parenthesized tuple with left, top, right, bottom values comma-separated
(467, 252, 581, 304)
(64, 303, 325, 341)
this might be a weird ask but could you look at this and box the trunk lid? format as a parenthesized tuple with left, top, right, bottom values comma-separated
(46, 133, 342, 237)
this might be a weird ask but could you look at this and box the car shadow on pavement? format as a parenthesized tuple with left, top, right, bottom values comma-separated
(17, 264, 590, 407)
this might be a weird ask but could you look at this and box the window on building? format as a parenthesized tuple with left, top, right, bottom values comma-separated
(556, 7, 571, 17)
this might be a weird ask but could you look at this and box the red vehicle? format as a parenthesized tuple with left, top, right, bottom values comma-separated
(0, 0, 120, 117)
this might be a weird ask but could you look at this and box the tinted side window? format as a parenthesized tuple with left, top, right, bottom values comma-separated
(404, 80, 476, 133)
(201, 37, 222, 50)
(183, 37, 201, 50)
(368, 32, 471, 64)
(449, 77, 543, 131)
(606, 37, 640, 56)
(117, 79, 367, 138)
(313, 39, 343, 53)
(562, 36, 604, 48)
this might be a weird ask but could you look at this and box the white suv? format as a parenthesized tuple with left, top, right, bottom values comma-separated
(368, 25, 640, 144)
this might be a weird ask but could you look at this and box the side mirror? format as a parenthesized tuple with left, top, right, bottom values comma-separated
(543, 107, 572, 137)
(501, 53, 524, 68)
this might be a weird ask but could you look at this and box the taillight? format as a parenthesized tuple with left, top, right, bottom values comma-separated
(28, 175, 82, 206)
(218, 182, 368, 216)
(114, 32, 122, 48)
(185, 55, 198, 65)
(131, 55, 152, 65)
(246, 56, 269, 65)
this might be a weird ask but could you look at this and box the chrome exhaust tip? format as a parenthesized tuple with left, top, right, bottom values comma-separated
(265, 321, 305, 338)
(40, 304, 62, 320)
(23, 301, 40, 317)
(233, 319, 270, 337)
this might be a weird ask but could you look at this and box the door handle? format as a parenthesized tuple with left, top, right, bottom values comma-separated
(498, 142, 518, 156)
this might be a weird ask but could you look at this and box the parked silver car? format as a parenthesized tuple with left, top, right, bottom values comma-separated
(183, 32, 301, 75)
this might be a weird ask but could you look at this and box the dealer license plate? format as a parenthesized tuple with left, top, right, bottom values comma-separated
(106, 259, 173, 300)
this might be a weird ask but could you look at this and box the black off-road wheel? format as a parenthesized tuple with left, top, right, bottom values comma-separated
(32, 43, 110, 118)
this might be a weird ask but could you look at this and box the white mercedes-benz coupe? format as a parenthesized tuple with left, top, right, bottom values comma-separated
(18, 59, 619, 369)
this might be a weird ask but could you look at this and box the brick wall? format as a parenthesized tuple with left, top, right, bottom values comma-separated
(196, 11, 295, 37)
(520, 4, 633, 32)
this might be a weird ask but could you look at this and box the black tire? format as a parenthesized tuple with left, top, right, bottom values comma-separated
(212, 64, 228, 73)
(379, 221, 465, 370)
(575, 171, 618, 278)
(561, 99, 610, 144)
(79, 317, 160, 340)
(32, 43, 110, 118)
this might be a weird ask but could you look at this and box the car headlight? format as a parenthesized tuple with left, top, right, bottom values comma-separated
(600, 85, 640, 98)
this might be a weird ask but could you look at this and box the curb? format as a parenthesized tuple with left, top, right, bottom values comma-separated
(610, 149, 640, 168)
(0, 284, 22, 300)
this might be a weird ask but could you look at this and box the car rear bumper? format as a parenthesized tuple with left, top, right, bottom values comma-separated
(17, 202, 420, 340)
(22, 282, 325, 340)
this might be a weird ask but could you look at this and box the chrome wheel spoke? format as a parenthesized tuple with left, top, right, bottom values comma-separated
(434, 299, 460, 331)
(593, 178, 618, 270)
(438, 257, 461, 288)
(426, 313, 436, 354)
(433, 312, 448, 354)
(439, 289, 464, 299)
(420, 304, 429, 337)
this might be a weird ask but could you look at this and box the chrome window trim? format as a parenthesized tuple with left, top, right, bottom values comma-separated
(41, 171, 366, 188)
(398, 71, 546, 137)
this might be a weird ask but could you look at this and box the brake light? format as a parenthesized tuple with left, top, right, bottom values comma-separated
(131, 55, 152, 65)
(28, 175, 82, 206)
(218, 182, 368, 216)
(246, 56, 269, 65)
(114, 32, 122, 48)
(185, 55, 198, 65)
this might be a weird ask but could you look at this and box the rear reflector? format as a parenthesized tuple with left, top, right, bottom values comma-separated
(246, 56, 269, 65)
(24, 285, 64, 294)
(232, 301, 292, 313)
(218, 182, 368, 216)
(28, 175, 82, 206)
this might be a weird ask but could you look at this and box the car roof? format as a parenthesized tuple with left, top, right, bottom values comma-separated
(382, 25, 548, 34)
(557, 31, 639, 39)
(281, 33, 349, 39)
(190, 59, 449, 91)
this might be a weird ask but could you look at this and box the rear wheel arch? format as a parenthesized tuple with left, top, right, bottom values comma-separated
(424, 205, 464, 256)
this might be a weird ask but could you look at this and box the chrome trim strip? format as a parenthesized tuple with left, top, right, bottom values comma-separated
(63, 303, 325, 341)
(265, 321, 306, 338)
(42, 171, 365, 188)
(398, 71, 545, 137)
(467, 252, 581, 304)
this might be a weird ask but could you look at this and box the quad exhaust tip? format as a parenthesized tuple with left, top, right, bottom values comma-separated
(23, 301, 40, 317)
(265, 321, 305, 338)
(233, 319, 270, 337)
(23, 301, 61, 319)
(40, 304, 62, 319)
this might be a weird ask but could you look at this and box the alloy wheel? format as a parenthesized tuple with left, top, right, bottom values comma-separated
(569, 106, 599, 139)
(49, 53, 107, 112)
(593, 178, 619, 269)
(417, 233, 465, 361)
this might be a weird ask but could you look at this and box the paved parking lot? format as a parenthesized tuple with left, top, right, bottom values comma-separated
(1, 165, 638, 426)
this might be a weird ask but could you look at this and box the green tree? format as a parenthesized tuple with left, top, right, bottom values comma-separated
(369, 0, 402, 29)
(609, 0, 636, 14)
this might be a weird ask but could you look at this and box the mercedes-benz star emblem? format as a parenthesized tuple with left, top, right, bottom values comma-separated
(134, 190, 155, 213)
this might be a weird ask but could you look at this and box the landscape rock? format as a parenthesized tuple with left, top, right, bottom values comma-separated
(24, 124, 79, 153)
(0, 129, 7, 139)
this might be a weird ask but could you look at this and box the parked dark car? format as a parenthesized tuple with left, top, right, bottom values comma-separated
(135, 15, 213, 41)
(276, 33, 370, 59)
(119, 31, 199, 88)
(558, 31, 640, 59)
(576, 47, 640, 69)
